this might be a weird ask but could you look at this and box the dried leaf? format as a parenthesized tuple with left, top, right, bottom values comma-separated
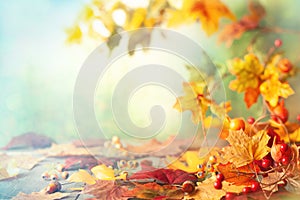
(244, 87, 260, 108)
(68, 169, 97, 185)
(218, 1, 265, 46)
(217, 163, 259, 186)
(83, 180, 128, 200)
(124, 182, 183, 199)
(223, 130, 270, 167)
(129, 168, 197, 184)
(2, 132, 53, 150)
(91, 164, 127, 180)
(0, 167, 11, 181)
(261, 172, 285, 192)
(12, 191, 70, 200)
(0, 153, 44, 170)
(64, 156, 101, 170)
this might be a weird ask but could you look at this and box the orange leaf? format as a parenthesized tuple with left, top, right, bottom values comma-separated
(244, 87, 260, 108)
(217, 163, 260, 186)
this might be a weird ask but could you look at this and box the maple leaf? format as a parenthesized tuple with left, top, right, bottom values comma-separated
(217, 162, 259, 186)
(167, 151, 205, 173)
(12, 191, 70, 200)
(244, 87, 260, 108)
(260, 77, 294, 107)
(223, 129, 270, 167)
(124, 182, 183, 199)
(174, 82, 211, 124)
(229, 53, 264, 93)
(83, 180, 128, 200)
(129, 168, 197, 184)
(68, 169, 97, 185)
(261, 171, 285, 193)
(218, 1, 265, 46)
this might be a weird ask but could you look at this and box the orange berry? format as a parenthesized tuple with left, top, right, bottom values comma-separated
(229, 118, 245, 131)
(182, 181, 195, 193)
(46, 181, 61, 194)
(278, 58, 292, 73)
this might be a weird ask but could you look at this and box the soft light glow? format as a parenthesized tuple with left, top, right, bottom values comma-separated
(92, 19, 111, 37)
(112, 9, 127, 26)
(121, 0, 149, 8)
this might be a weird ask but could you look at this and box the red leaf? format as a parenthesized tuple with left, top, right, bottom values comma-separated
(244, 87, 260, 108)
(64, 156, 112, 170)
(129, 168, 197, 184)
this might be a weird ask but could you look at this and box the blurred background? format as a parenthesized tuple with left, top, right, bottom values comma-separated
(0, 0, 299, 147)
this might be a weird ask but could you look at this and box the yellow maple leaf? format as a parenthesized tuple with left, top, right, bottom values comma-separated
(65, 24, 82, 44)
(229, 53, 264, 92)
(260, 77, 294, 107)
(223, 130, 270, 167)
(68, 169, 97, 185)
(125, 8, 147, 30)
(289, 128, 300, 143)
(91, 164, 127, 180)
(173, 82, 210, 124)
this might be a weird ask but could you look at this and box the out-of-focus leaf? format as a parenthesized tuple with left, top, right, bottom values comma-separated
(0, 167, 11, 181)
(83, 180, 128, 200)
(217, 162, 259, 186)
(2, 132, 53, 150)
(65, 24, 82, 44)
(64, 156, 101, 170)
(126, 8, 147, 30)
(244, 87, 260, 108)
(128, 29, 151, 55)
(218, 1, 265, 46)
(124, 182, 183, 199)
(174, 82, 210, 124)
(223, 130, 270, 167)
(0, 153, 44, 170)
(91, 164, 127, 180)
(68, 169, 97, 185)
(129, 168, 197, 184)
(107, 32, 122, 52)
(12, 191, 70, 200)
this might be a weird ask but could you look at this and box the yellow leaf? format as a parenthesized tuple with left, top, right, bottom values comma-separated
(229, 53, 264, 92)
(91, 164, 127, 180)
(223, 130, 270, 167)
(65, 25, 82, 44)
(167, 151, 205, 173)
(166, 0, 196, 27)
(68, 169, 96, 185)
(289, 128, 300, 143)
(126, 8, 147, 30)
(173, 82, 210, 124)
(260, 77, 294, 107)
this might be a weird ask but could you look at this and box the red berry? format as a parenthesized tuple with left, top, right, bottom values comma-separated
(278, 179, 287, 187)
(214, 180, 222, 190)
(225, 192, 236, 200)
(281, 155, 290, 166)
(274, 39, 282, 47)
(261, 158, 272, 169)
(280, 143, 288, 153)
(297, 114, 300, 122)
(242, 186, 252, 194)
(247, 117, 255, 124)
(216, 173, 225, 182)
(251, 181, 261, 192)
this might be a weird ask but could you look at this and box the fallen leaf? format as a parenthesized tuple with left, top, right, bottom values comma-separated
(167, 151, 205, 173)
(129, 168, 197, 184)
(223, 129, 270, 167)
(12, 191, 70, 200)
(0, 153, 44, 170)
(83, 180, 128, 200)
(68, 169, 97, 185)
(217, 162, 259, 186)
(124, 182, 183, 199)
(64, 156, 101, 170)
(218, 1, 265, 46)
(0, 167, 11, 181)
(91, 164, 127, 180)
(2, 132, 53, 150)
(261, 172, 285, 193)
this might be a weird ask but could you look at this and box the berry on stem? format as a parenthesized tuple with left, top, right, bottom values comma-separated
(229, 118, 245, 131)
(261, 158, 272, 169)
(251, 181, 261, 192)
(281, 155, 290, 166)
(274, 39, 282, 47)
(280, 143, 288, 153)
(182, 181, 195, 194)
(247, 117, 255, 124)
(225, 192, 236, 200)
(242, 186, 252, 194)
(216, 173, 225, 182)
(214, 180, 222, 190)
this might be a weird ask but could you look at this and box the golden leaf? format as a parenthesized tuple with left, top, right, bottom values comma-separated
(173, 82, 210, 124)
(91, 164, 127, 180)
(261, 172, 285, 192)
(289, 128, 300, 143)
(126, 8, 147, 30)
(223, 130, 270, 167)
(65, 24, 82, 44)
(68, 169, 97, 185)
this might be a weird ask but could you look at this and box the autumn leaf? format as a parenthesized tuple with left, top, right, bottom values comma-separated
(83, 180, 128, 200)
(91, 164, 127, 180)
(261, 171, 285, 193)
(223, 129, 270, 167)
(68, 169, 97, 185)
(229, 53, 264, 93)
(65, 24, 82, 44)
(190, 0, 236, 36)
(167, 151, 205, 173)
(217, 162, 259, 186)
(174, 82, 210, 124)
(64, 156, 102, 170)
(289, 128, 300, 143)
(218, 1, 265, 46)
(12, 191, 70, 200)
(124, 182, 183, 199)
(260, 77, 294, 107)
(129, 168, 197, 184)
